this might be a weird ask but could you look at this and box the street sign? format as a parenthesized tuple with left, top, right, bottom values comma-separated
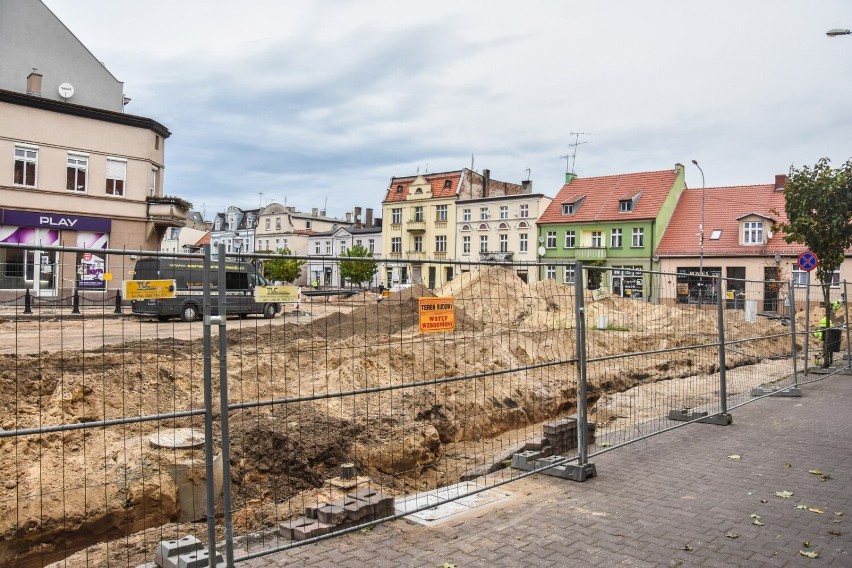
(797, 251, 819, 272)
(122, 279, 176, 300)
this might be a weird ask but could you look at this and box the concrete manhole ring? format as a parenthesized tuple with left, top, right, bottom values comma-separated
(148, 428, 205, 449)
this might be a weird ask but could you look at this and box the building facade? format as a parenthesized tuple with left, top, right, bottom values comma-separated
(381, 169, 524, 289)
(0, 0, 186, 298)
(537, 165, 686, 298)
(307, 226, 382, 288)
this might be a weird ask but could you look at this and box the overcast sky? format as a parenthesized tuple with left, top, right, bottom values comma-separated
(43, 0, 852, 220)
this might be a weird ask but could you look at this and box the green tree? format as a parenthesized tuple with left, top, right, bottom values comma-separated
(773, 157, 852, 367)
(262, 248, 306, 284)
(339, 243, 378, 287)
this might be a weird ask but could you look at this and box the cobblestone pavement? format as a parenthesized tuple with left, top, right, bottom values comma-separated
(242, 375, 852, 567)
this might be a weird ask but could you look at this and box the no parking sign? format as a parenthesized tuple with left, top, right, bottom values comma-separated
(797, 251, 818, 272)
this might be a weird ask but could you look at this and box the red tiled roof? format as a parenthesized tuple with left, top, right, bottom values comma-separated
(382, 171, 462, 203)
(538, 169, 681, 224)
(194, 232, 211, 247)
(655, 184, 806, 257)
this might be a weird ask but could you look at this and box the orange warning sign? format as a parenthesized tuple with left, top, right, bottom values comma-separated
(418, 297, 455, 333)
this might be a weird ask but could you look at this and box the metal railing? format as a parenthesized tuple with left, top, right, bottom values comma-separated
(0, 241, 848, 567)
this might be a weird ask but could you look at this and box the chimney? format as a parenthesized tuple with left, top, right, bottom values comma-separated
(565, 172, 576, 184)
(354, 206, 362, 226)
(521, 180, 532, 193)
(774, 174, 787, 191)
(311, 207, 318, 216)
(366, 208, 374, 227)
(346, 212, 352, 222)
(482, 169, 490, 198)
(26, 72, 43, 96)
(320, 210, 326, 217)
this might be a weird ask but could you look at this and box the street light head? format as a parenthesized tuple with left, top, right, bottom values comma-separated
(691, 159, 699, 166)
(826, 28, 851, 37)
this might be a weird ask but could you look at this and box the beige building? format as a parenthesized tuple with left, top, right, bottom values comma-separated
(381, 169, 524, 288)
(456, 186, 551, 283)
(0, 0, 186, 298)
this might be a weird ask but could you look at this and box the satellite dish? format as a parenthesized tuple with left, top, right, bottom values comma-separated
(537, 246, 546, 256)
(58, 83, 75, 99)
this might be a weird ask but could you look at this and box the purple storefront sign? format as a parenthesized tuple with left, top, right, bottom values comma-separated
(0, 209, 112, 232)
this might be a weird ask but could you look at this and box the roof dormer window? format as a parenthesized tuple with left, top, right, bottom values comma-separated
(562, 203, 576, 215)
(443, 179, 452, 189)
(743, 221, 763, 245)
(619, 199, 633, 212)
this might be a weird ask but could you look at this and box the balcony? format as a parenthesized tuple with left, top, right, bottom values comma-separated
(480, 251, 514, 262)
(574, 247, 606, 261)
(406, 220, 426, 233)
(147, 196, 191, 227)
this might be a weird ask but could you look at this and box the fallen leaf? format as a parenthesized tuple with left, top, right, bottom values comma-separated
(600, 443, 610, 448)
(360, 526, 374, 534)
(760, 499, 768, 504)
(795, 505, 808, 510)
(835, 512, 843, 517)
(799, 550, 819, 559)
(821, 475, 832, 481)
(749, 513, 761, 519)
(439, 564, 457, 568)
(828, 530, 841, 536)
(803, 541, 811, 548)
(833, 519, 842, 524)
(785, 463, 793, 468)
(725, 531, 739, 539)
(775, 490, 794, 499)
(681, 544, 694, 552)
(728, 455, 742, 461)
(753, 520, 765, 526)
(808, 469, 823, 476)
(808, 508, 825, 514)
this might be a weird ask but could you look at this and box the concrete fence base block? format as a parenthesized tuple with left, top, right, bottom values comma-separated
(698, 413, 733, 426)
(511, 450, 544, 471)
(751, 386, 802, 397)
(552, 462, 597, 482)
(154, 536, 203, 568)
(667, 409, 709, 422)
(177, 548, 225, 568)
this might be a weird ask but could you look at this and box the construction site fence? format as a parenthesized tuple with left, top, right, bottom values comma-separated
(0, 242, 849, 567)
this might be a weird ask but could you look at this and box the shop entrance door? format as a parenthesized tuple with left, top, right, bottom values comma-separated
(24, 250, 57, 296)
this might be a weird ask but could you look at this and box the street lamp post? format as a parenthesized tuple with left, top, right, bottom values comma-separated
(691, 160, 706, 304)
(826, 28, 851, 37)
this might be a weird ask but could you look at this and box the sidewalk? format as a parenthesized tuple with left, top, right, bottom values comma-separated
(244, 374, 852, 567)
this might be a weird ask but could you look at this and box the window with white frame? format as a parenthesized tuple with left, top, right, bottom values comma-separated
(462, 235, 471, 255)
(325, 241, 332, 254)
(414, 206, 424, 222)
(435, 235, 447, 253)
(480, 207, 490, 220)
(519, 204, 529, 218)
(519, 233, 528, 253)
(413, 235, 423, 252)
(565, 230, 576, 248)
(339, 240, 348, 255)
(499, 206, 508, 219)
(277, 218, 282, 230)
(436, 204, 448, 221)
(563, 265, 575, 284)
(314, 241, 321, 254)
(546, 231, 557, 248)
(479, 235, 488, 253)
(14, 145, 38, 187)
(105, 158, 126, 196)
(499, 234, 508, 252)
(391, 237, 402, 253)
(392, 208, 402, 224)
(562, 203, 575, 215)
(611, 228, 622, 248)
(463, 208, 472, 222)
(743, 221, 763, 244)
(265, 218, 271, 230)
(546, 265, 556, 280)
(66, 153, 88, 192)
(591, 231, 603, 247)
(368, 239, 374, 252)
(619, 199, 633, 212)
(305, 220, 312, 230)
(632, 227, 644, 248)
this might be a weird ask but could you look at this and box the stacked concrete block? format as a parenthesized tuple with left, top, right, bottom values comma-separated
(543, 417, 596, 453)
(278, 489, 395, 541)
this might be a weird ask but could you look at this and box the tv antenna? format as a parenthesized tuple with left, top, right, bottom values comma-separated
(560, 132, 590, 174)
(524, 167, 531, 181)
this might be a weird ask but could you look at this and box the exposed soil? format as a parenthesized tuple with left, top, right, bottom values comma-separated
(0, 267, 825, 567)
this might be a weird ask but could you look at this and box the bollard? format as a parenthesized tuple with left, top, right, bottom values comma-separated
(71, 288, 80, 314)
(23, 288, 32, 314)
(114, 291, 122, 314)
